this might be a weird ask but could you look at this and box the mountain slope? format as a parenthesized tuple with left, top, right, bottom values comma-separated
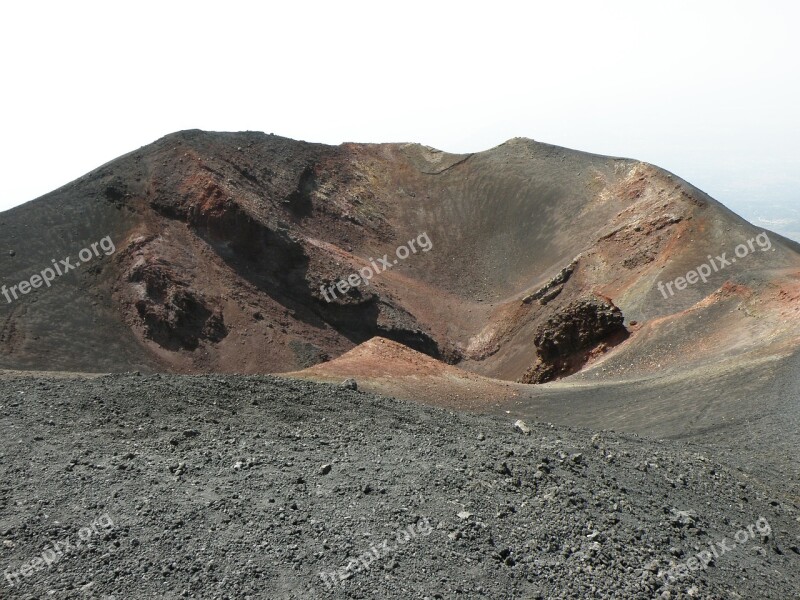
(1, 130, 798, 386)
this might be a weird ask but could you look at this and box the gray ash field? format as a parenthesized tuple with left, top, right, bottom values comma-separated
(1, 374, 798, 599)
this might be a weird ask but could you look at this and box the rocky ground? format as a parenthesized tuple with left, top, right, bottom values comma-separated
(0, 373, 798, 599)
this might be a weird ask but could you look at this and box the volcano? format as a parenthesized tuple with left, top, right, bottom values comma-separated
(2, 131, 800, 599)
(1, 130, 797, 388)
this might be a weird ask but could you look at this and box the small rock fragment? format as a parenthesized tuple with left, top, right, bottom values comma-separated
(340, 378, 358, 391)
(513, 420, 531, 435)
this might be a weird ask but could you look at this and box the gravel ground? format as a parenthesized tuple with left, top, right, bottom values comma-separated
(0, 374, 798, 599)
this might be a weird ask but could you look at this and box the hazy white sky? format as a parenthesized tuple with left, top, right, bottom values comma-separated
(1, 1, 798, 237)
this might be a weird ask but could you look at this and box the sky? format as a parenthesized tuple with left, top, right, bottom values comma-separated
(1, 1, 798, 240)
